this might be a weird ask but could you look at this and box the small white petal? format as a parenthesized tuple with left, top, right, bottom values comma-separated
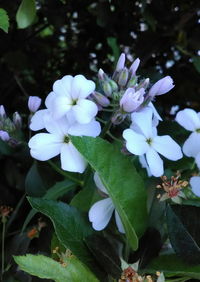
(190, 176, 200, 197)
(131, 107, 153, 138)
(146, 149, 164, 177)
(71, 75, 95, 99)
(153, 135, 183, 160)
(114, 210, 125, 233)
(123, 129, 148, 155)
(148, 102, 162, 121)
(53, 75, 73, 96)
(183, 132, 200, 157)
(175, 108, 200, 132)
(52, 96, 72, 120)
(94, 172, 107, 194)
(43, 115, 69, 136)
(28, 133, 62, 161)
(60, 143, 87, 173)
(139, 155, 152, 177)
(29, 109, 49, 131)
(68, 119, 101, 137)
(195, 152, 200, 170)
(45, 91, 56, 110)
(89, 198, 114, 231)
(72, 99, 98, 124)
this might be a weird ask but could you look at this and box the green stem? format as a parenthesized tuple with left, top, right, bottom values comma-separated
(48, 160, 83, 186)
(1, 217, 6, 278)
(100, 119, 112, 138)
(107, 131, 122, 143)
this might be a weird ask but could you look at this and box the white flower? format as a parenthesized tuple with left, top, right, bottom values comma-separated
(28, 96, 42, 113)
(120, 88, 145, 113)
(88, 173, 125, 233)
(190, 176, 200, 197)
(48, 75, 98, 124)
(175, 108, 200, 158)
(123, 107, 183, 177)
(149, 76, 174, 97)
(28, 115, 101, 173)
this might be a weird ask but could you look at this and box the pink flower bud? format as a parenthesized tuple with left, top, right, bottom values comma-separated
(120, 88, 145, 113)
(149, 76, 174, 97)
(0, 130, 10, 141)
(92, 92, 110, 107)
(28, 96, 42, 113)
(116, 53, 125, 71)
(0, 105, 6, 119)
(129, 58, 140, 76)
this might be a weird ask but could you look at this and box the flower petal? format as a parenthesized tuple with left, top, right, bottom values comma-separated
(89, 198, 114, 231)
(139, 155, 152, 177)
(53, 75, 73, 96)
(183, 132, 200, 157)
(148, 102, 162, 121)
(153, 135, 183, 160)
(123, 129, 148, 155)
(43, 114, 69, 136)
(190, 176, 200, 197)
(195, 152, 200, 170)
(94, 172, 107, 194)
(28, 133, 62, 161)
(60, 143, 87, 173)
(52, 96, 72, 120)
(146, 149, 164, 177)
(114, 210, 125, 233)
(29, 109, 49, 131)
(72, 99, 98, 124)
(45, 91, 56, 110)
(71, 75, 95, 99)
(68, 119, 101, 137)
(175, 108, 200, 132)
(131, 107, 153, 138)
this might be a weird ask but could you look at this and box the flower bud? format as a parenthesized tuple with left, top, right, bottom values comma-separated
(111, 110, 126, 125)
(102, 81, 113, 97)
(98, 68, 106, 80)
(0, 105, 6, 119)
(28, 96, 42, 113)
(0, 130, 10, 141)
(116, 53, 125, 71)
(136, 78, 150, 90)
(129, 58, 140, 76)
(149, 76, 174, 97)
(118, 67, 129, 87)
(91, 92, 110, 107)
(13, 112, 22, 129)
(127, 76, 137, 88)
(109, 80, 118, 92)
(120, 88, 145, 113)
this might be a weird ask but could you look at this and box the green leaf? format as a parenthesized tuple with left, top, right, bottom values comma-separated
(71, 136, 148, 250)
(145, 254, 200, 279)
(16, 0, 36, 29)
(192, 56, 200, 74)
(166, 205, 200, 264)
(14, 254, 99, 282)
(25, 163, 46, 197)
(0, 8, 9, 33)
(28, 197, 105, 279)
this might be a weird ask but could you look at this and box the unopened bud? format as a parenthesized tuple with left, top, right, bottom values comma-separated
(127, 76, 137, 88)
(118, 67, 129, 87)
(149, 76, 174, 97)
(137, 78, 150, 90)
(116, 53, 125, 71)
(109, 80, 118, 92)
(120, 88, 145, 113)
(28, 96, 42, 113)
(111, 110, 126, 125)
(98, 68, 108, 81)
(0, 130, 10, 141)
(102, 81, 112, 97)
(13, 112, 22, 129)
(92, 92, 110, 107)
(129, 58, 140, 76)
(0, 105, 6, 119)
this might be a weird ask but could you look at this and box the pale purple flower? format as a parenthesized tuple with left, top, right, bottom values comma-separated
(115, 53, 125, 71)
(149, 76, 174, 97)
(89, 173, 125, 233)
(28, 96, 42, 113)
(120, 88, 145, 113)
(129, 58, 140, 76)
(0, 130, 10, 141)
(91, 92, 110, 107)
(190, 176, 200, 197)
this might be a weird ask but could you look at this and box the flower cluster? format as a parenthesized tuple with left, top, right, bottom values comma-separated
(28, 75, 101, 173)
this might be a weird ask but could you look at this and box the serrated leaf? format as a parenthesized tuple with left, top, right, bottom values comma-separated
(71, 136, 148, 251)
(14, 254, 99, 282)
(28, 198, 105, 280)
(16, 0, 36, 29)
(0, 8, 9, 33)
(166, 205, 200, 264)
(145, 254, 200, 279)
